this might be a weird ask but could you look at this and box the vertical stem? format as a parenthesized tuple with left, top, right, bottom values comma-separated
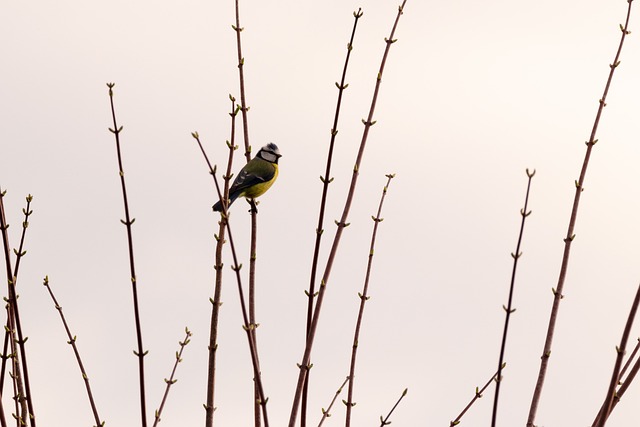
(0, 326, 9, 395)
(233, 0, 251, 162)
(526, 3, 634, 425)
(106, 83, 147, 427)
(231, 2, 261, 423)
(0, 191, 33, 427)
(195, 134, 270, 427)
(491, 169, 535, 427)
(199, 98, 240, 427)
(301, 10, 363, 427)
(213, 201, 270, 427)
(345, 175, 393, 427)
(288, 3, 408, 426)
(249, 199, 262, 427)
(8, 309, 22, 427)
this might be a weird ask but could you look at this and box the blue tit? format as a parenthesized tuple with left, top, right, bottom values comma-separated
(213, 143, 282, 212)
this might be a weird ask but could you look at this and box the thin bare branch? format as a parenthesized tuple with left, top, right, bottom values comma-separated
(491, 169, 535, 426)
(0, 191, 34, 427)
(288, 3, 408, 425)
(301, 10, 363, 427)
(317, 377, 349, 427)
(378, 388, 407, 427)
(191, 137, 269, 427)
(106, 82, 148, 427)
(153, 328, 192, 427)
(592, 283, 640, 427)
(345, 174, 394, 426)
(42, 276, 104, 427)
(526, 3, 634, 425)
(619, 338, 640, 381)
(196, 97, 240, 427)
(233, 0, 251, 161)
(451, 367, 501, 426)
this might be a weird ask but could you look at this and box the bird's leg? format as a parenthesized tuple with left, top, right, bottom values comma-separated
(248, 198, 258, 214)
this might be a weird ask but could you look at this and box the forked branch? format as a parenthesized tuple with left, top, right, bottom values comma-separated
(288, 3, 408, 425)
(302, 10, 363, 426)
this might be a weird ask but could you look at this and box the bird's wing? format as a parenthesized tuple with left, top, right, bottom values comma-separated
(230, 161, 276, 195)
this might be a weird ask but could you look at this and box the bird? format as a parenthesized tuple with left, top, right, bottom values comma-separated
(213, 142, 281, 212)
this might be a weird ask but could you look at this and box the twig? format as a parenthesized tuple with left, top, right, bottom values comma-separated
(11, 195, 32, 281)
(301, 10, 363, 427)
(231, 2, 263, 424)
(249, 203, 262, 427)
(7, 305, 21, 426)
(378, 388, 407, 427)
(233, 0, 251, 162)
(345, 174, 394, 427)
(106, 82, 148, 427)
(42, 276, 104, 427)
(9, 195, 36, 427)
(0, 323, 9, 398)
(0, 191, 34, 426)
(450, 367, 501, 426)
(619, 337, 640, 381)
(1, 193, 33, 399)
(197, 96, 240, 427)
(215, 182, 270, 427)
(202, 150, 271, 427)
(0, 190, 15, 427)
(317, 377, 349, 427)
(288, 3, 408, 425)
(592, 283, 640, 427)
(152, 328, 192, 427)
(526, 3, 634, 425)
(491, 169, 535, 427)
(602, 338, 640, 419)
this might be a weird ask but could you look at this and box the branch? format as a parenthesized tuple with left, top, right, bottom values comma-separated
(491, 169, 535, 427)
(43, 276, 104, 427)
(345, 174, 394, 426)
(106, 82, 148, 427)
(526, 2, 634, 425)
(288, 3, 408, 425)
(152, 328, 192, 427)
(592, 283, 640, 427)
(450, 367, 501, 426)
(317, 377, 349, 427)
(378, 388, 407, 427)
(301, 9, 363, 426)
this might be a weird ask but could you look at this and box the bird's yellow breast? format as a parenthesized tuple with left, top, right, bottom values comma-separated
(241, 164, 279, 199)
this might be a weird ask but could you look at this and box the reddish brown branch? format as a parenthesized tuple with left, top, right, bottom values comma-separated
(526, 2, 634, 425)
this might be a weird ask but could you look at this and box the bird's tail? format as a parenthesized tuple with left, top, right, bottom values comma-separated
(212, 191, 240, 212)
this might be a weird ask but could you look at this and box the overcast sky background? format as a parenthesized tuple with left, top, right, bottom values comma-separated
(2, 0, 640, 426)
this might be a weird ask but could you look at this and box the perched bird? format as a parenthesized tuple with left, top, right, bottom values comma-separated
(213, 142, 282, 212)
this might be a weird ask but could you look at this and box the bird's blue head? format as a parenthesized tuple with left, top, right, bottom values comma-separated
(258, 143, 282, 163)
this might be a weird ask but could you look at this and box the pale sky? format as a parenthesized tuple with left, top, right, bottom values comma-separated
(2, 1, 640, 426)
